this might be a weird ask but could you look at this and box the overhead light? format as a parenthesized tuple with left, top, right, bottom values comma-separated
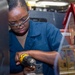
(26, 0, 38, 1)
(36, 1, 69, 7)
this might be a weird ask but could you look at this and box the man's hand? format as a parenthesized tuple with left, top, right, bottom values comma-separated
(15, 51, 25, 65)
(15, 51, 31, 65)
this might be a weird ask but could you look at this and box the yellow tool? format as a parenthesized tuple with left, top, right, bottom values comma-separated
(19, 53, 29, 63)
(19, 53, 36, 67)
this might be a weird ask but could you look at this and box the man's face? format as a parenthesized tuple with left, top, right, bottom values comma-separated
(8, 6, 29, 35)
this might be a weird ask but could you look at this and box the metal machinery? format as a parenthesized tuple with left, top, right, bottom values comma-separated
(0, 0, 9, 75)
(58, 3, 75, 75)
(59, 46, 75, 75)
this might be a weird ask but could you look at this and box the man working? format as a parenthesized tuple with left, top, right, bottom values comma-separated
(8, 0, 62, 75)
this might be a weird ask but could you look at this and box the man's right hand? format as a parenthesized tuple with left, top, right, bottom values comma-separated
(23, 66, 35, 75)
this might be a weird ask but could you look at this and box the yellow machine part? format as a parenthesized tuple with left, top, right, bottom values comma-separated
(19, 53, 29, 63)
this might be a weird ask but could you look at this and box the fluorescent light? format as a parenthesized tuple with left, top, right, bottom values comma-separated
(26, 1, 36, 6)
(36, 1, 69, 7)
(26, 0, 38, 1)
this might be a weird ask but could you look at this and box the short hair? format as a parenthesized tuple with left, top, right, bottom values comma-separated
(7, 0, 29, 11)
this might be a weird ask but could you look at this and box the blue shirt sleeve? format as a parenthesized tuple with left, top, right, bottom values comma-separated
(46, 23, 62, 51)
